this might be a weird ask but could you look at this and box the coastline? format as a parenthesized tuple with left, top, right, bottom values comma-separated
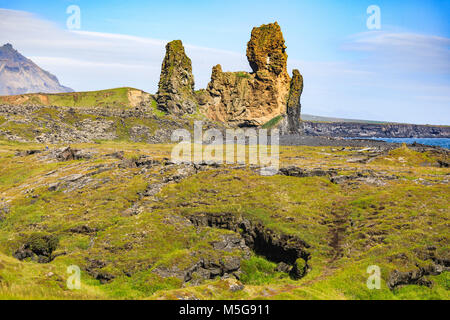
(302, 121, 450, 139)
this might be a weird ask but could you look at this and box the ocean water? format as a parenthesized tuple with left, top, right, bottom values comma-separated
(354, 138, 450, 149)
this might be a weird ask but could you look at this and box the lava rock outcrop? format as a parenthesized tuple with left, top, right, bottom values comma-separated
(187, 211, 311, 280)
(156, 40, 197, 115)
(154, 23, 304, 128)
(279, 69, 304, 133)
(199, 22, 296, 127)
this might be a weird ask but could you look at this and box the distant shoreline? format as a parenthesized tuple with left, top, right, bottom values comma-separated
(279, 135, 450, 151)
(302, 121, 450, 139)
(345, 137, 450, 149)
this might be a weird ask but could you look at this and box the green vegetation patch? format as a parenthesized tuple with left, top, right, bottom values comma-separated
(262, 115, 282, 129)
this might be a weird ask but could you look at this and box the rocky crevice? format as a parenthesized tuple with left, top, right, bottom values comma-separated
(14, 233, 59, 264)
(187, 211, 311, 279)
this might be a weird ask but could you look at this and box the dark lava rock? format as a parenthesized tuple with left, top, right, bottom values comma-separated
(14, 233, 59, 263)
(279, 166, 336, 178)
(118, 155, 160, 169)
(69, 225, 97, 234)
(15, 149, 42, 157)
(48, 146, 93, 162)
(437, 159, 449, 168)
(188, 211, 311, 280)
(387, 258, 450, 290)
(388, 269, 433, 289)
(275, 262, 292, 273)
(153, 233, 250, 285)
(280, 69, 303, 134)
(302, 121, 450, 139)
(156, 40, 197, 115)
(85, 258, 115, 284)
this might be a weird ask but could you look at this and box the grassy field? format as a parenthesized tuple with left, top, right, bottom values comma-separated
(0, 87, 152, 109)
(0, 140, 448, 300)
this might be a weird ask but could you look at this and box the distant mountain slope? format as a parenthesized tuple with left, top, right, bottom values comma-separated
(0, 43, 73, 95)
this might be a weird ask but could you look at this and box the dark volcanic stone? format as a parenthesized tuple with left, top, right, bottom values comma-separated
(156, 40, 197, 115)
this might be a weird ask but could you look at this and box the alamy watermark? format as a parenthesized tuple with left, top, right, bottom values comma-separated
(66, 5, 81, 30)
(366, 5, 381, 30)
(67, 265, 81, 290)
(366, 265, 381, 289)
(171, 121, 279, 176)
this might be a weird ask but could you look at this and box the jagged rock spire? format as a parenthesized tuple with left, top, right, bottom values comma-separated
(156, 40, 197, 115)
(285, 69, 303, 133)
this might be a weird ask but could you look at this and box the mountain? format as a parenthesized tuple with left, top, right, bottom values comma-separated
(0, 43, 73, 96)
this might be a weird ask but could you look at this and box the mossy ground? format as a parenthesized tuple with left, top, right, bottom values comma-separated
(0, 140, 448, 300)
(0, 87, 149, 109)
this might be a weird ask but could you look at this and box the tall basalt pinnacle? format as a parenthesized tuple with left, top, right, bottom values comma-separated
(285, 69, 303, 133)
(156, 40, 197, 115)
(200, 22, 292, 127)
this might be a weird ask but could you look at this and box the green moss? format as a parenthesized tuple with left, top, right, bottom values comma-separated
(0, 141, 447, 300)
(262, 115, 282, 129)
(295, 258, 306, 271)
(24, 232, 59, 256)
(150, 99, 165, 117)
(236, 72, 251, 79)
(240, 256, 282, 285)
(0, 121, 39, 140)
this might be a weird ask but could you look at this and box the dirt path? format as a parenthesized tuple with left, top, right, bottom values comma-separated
(327, 203, 350, 263)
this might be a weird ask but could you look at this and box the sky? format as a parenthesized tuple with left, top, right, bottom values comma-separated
(0, 0, 449, 124)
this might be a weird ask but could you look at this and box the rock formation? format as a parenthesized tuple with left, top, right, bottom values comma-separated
(279, 69, 303, 134)
(246, 22, 289, 78)
(199, 22, 292, 127)
(156, 40, 197, 115)
(155, 23, 304, 129)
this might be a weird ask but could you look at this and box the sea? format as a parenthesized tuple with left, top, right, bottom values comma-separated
(348, 138, 450, 149)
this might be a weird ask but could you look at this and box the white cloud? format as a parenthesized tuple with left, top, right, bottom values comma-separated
(29, 56, 158, 70)
(0, 9, 248, 93)
(342, 31, 450, 74)
(288, 31, 450, 125)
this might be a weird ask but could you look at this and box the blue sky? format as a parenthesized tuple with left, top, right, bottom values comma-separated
(0, 0, 449, 124)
